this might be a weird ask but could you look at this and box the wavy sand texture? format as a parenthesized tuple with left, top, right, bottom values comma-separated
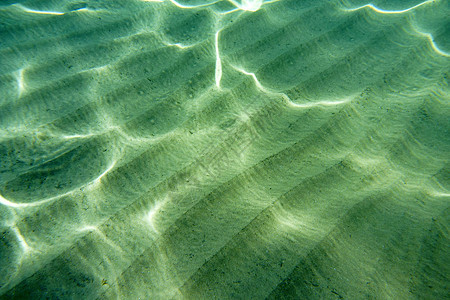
(0, 0, 448, 298)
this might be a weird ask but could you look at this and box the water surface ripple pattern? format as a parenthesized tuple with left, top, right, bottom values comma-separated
(0, 0, 449, 298)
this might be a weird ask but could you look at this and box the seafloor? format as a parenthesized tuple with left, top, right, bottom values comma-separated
(0, 0, 449, 299)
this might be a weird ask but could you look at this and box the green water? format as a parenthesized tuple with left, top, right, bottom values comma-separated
(0, 0, 449, 298)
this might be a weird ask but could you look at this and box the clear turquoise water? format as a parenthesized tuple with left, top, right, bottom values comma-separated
(0, 0, 449, 298)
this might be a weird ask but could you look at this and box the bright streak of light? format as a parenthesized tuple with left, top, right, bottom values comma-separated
(225, 0, 281, 12)
(82, 160, 117, 192)
(343, 0, 436, 14)
(13, 4, 65, 15)
(12, 3, 101, 15)
(144, 200, 166, 233)
(231, 65, 355, 109)
(87, 65, 110, 73)
(0, 193, 53, 208)
(343, 1, 448, 57)
(220, 7, 240, 15)
(16, 68, 26, 97)
(167, 0, 220, 9)
(215, 30, 223, 89)
(411, 27, 450, 57)
(12, 226, 32, 253)
(228, 0, 263, 11)
(231, 66, 271, 93)
(79, 225, 99, 232)
(430, 192, 450, 197)
(286, 97, 354, 109)
(62, 133, 95, 140)
(163, 42, 193, 49)
(231, 65, 295, 105)
(92, 161, 116, 184)
(0, 161, 116, 208)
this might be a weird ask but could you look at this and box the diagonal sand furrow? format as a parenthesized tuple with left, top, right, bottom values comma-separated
(0, 0, 448, 298)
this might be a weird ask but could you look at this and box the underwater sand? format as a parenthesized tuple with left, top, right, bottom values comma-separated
(0, 0, 449, 298)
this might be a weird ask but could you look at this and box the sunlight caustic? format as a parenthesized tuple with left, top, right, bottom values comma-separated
(215, 30, 223, 89)
(15, 68, 26, 97)
(343, 0, 437, 14)
(411, 26, 450, 57)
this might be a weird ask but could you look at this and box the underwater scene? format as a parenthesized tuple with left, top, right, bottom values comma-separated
(0, 0, 449, 298)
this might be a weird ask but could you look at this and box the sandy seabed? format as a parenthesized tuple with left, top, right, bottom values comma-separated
(0, 0, 449, 299)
